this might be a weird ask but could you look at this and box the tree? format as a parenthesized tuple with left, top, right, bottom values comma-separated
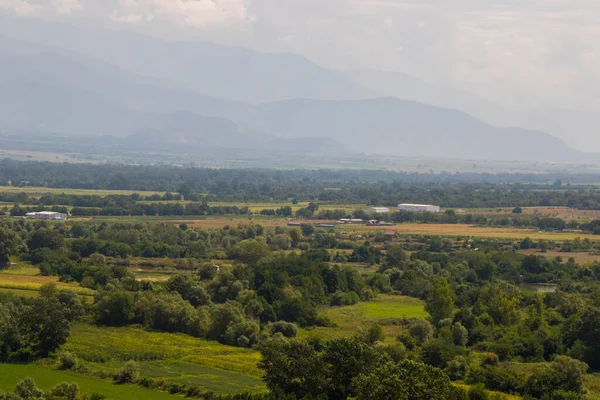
(425, 278, 455, 326)
(301, 224, 315, 237)
(27, 228, 64, 251)
(258, 337, 329, 398)
(352, 360, 466, 400)
(525, 356, 588, 398)
(385, 245, 407, 267)
(96, 290, 135, 327)
(0, 227, 21, 268)
(229, 239, 271, 265)
(323, 337, 387, 399)
(409, 319, 433, 345)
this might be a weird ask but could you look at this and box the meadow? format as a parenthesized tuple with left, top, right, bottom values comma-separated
(0, 364, 181, 400)
(299, 295, 428, 341)
(63, 324, 266, 394)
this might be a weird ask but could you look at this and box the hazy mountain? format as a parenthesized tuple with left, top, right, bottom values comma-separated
(343, 68, 600, 153)
(0, 34, 586, 162)
(0, 18, 374, 104)
(240, 98, 582, 162)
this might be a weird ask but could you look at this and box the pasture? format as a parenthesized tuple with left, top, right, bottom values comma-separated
(299, 295, 428, 341)
(0, 364, 180, 400)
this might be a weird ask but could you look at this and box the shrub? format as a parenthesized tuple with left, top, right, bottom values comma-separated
(114, 360, 140, 384)
(482, 353, 500, 367)
(14, 378, 44, 399)
(58, 351, 77, 370)
(48, 382, 80, 400)
(268, 321, 298, 338)
(468, 384, 490, 400)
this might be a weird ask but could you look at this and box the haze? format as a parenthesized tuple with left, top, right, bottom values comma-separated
(1, 0, 599, 154)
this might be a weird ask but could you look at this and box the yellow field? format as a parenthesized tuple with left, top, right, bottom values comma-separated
(342, 223, 600, 241)
(0, 263, 94, 296)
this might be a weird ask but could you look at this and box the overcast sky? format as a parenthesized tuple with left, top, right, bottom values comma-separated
(1, 0, 599, 111)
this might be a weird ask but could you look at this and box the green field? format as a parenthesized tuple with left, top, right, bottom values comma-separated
(63, 324, 265, 394)
(0, 364, 180, 400)
(299, 295, 428, 341)
(0, 185, 165, 197)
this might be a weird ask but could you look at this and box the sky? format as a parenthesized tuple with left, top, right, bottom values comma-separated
(1, 0, 599, 111)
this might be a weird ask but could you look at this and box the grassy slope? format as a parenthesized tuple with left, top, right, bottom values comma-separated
(0, 364, 179, 400)
(63, 324, 265, 394)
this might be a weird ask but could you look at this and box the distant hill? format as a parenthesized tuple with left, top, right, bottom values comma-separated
(239, 98, 582, 162)
(342, 69, 600, 153)
(0, 34, 586, 162)
(0, 19, 373, 104)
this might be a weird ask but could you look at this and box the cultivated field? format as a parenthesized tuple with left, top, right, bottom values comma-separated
(0, 185, 165, 197)
(342, 223, 600, 241)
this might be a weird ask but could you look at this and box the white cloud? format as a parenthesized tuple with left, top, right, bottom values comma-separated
(52, 0, 81, 15)
(2, 0, 600, 109)
(0, 0, 42, 16)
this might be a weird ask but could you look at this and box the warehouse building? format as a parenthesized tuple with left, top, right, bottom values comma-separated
(397, 203, 441, 213)
(25, 211, 68, 220)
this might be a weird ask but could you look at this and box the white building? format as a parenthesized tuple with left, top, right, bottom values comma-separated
(397, 203, 441, 213)
(367, 207, 390, 214)
(25, 211, 68, 220)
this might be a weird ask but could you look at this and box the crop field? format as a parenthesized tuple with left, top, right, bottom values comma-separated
(0, 263, 95, 296)
(519, 249, 600, 264)
(342, 223, 600, 241)
(63, 324, 265, 394)
(0, 185, 165, 197)
(299, 295, 428, 341)
(0, 364, 180, 400)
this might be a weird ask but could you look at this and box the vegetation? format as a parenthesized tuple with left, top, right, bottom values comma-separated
(4, 166, 600, 398)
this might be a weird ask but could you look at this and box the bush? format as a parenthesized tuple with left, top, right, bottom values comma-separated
(48, 382, 80, 400)
(268, 321, 298, 338)
(58, 351, 77, 370)
(482, 353, 500, 367)
(114, 360, 140, 384)
(468, 384, 490, 400)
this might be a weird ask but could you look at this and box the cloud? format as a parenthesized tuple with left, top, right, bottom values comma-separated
(2, 0, 600, 109)
(0, 0, 43, 16)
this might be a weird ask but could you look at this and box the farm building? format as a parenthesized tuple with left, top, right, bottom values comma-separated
(397, 203, 441, 213)
(25, 211, 68, 220)
(367, 207, 390, 214)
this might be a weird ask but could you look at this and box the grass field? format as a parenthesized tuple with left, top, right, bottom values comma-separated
(0, 364, 180, 400)
(63, 324, 265, 394)
(0, 185, 165, 197)
(299, 295, 428, 341)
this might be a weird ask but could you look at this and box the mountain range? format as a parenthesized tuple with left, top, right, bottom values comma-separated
(0, 21, 593, 163)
